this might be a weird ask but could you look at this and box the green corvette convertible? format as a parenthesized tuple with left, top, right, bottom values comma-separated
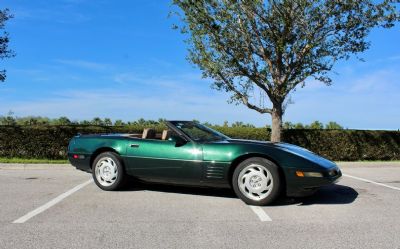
(68, 121, 341, 206)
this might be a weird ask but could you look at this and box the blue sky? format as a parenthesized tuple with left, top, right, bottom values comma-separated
(1, 0, 399, 129)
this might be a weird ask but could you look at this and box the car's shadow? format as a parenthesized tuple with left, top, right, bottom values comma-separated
(272, 184, 359, 206)
(122, 181, 238, 199)
(121, 181, 358, 206)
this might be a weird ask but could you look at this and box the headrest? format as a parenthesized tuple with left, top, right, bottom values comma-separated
(161, 130, 170, 140)
(142, 128, 156, 139)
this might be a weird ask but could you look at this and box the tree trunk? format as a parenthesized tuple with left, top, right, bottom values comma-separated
(271, 103, 283, 142)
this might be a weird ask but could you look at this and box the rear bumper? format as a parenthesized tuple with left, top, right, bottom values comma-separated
(285, 166, 342, 197)
(67, 152, 92, 173)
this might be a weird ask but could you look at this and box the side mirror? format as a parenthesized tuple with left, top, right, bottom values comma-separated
(168, 135, 188, 147)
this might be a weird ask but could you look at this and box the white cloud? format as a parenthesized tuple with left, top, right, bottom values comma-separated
(113, 71, 211, 91)
(55, 59, 111, 71)
(13, 7, 91, 24)
(285, 67, 400, 129)
(349, 69, 397, 93)
(1, 88, 265, 125)
(388, 55, 400, 61)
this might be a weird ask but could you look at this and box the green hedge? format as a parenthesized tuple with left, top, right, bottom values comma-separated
(0, 125, 399, 161)
(283, 129, 400, 161)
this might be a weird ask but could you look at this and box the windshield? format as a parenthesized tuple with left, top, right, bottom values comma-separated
(169, 121, 230, 142)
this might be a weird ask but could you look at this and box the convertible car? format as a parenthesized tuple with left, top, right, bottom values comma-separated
(68, 121, 341, 206)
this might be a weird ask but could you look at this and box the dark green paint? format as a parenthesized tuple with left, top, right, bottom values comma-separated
(68, 123, 341, 196)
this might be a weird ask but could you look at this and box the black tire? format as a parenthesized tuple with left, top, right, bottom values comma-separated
(232, 157, 281, 206)
(92, 152, 127, 191)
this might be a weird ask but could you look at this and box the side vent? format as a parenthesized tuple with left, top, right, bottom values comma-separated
(205, 164, 225, 179)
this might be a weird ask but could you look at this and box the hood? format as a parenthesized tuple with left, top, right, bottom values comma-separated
(226, 139, 336, 169)
(226, 138, 272, 146)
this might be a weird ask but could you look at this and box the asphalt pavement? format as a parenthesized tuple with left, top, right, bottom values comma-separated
(0, 162, 399, 249)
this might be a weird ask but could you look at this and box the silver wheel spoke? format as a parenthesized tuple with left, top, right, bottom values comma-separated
(257, 182, 269, 193)
(248, 168, 258, 174)
(265, 173, 271, 183)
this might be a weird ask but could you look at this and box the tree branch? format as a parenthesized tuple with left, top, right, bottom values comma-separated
(217, 72, 272, 114)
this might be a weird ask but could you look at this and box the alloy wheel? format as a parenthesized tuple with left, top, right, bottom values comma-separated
(237, 164, 274, 201)
(95, 157, 118, 187)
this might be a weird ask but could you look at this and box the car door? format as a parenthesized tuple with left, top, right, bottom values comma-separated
(124, 137, 203, 184)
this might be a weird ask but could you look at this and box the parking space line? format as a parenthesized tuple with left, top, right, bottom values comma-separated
(249, 206, 272, 221)
(12, 179, 93, 224)
(343, 173, 400, 191)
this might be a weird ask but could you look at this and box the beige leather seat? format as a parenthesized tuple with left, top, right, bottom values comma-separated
(142, 128, 156, 139)
(161, 130, 170, 140)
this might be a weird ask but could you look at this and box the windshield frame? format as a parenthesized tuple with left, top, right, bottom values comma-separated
(166, 121, 230, 143)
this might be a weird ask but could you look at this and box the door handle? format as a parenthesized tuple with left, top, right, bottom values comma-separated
(130, 144, 140, 148)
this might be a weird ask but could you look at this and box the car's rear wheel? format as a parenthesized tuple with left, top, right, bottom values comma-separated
(92, 152, 126, 191)
(232, 157, 281, 206)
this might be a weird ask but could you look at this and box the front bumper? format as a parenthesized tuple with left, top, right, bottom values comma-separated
(285, 166, 342, 197)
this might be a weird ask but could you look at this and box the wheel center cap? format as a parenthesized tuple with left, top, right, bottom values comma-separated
(249, 175, 262, 188)
(102, 166, 112, 179)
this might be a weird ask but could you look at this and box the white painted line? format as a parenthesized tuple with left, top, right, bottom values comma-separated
(249, 206, 272, 222)
(13, 179, 93, 224)
(343, 174, 400, 191)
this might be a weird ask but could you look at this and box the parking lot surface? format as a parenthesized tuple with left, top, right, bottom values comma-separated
(0, 162, 399, 249)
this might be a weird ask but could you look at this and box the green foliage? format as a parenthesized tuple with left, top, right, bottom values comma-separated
(294, 123, 304, 129)
(0, 111, 16, 125)
(104, 118, 112, 126)
(231, 121, 256, 128)
(80, 120, 91, 125)
(0, 115, 348, 130)
(282, 129, 400, 161)
(210, 126, 271, 140)
(0, 8, 15, 82)
(114, 119, 125, 126)
(54, 116, 71, 125)
(325, 121, 343, 130)
(283, 121, 294, 129)
(0, 124, 398, 161)
(0, 125, 141, 160)
(308, 120, 324, 129)
(91, 117, 104, 126)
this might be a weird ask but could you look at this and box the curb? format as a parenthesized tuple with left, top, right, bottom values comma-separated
(0, 163, 72, 170)
(336, 161, 400, 168)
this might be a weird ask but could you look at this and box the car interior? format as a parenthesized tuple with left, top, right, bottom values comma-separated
(125, 128, 172, 141)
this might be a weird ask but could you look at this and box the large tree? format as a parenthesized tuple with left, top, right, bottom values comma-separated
(0, 8, 14, 82)
(172, 0, 399, 142)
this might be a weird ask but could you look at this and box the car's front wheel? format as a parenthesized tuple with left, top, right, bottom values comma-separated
(92, 152, 126, 191)
(232, 157, 281, 206)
